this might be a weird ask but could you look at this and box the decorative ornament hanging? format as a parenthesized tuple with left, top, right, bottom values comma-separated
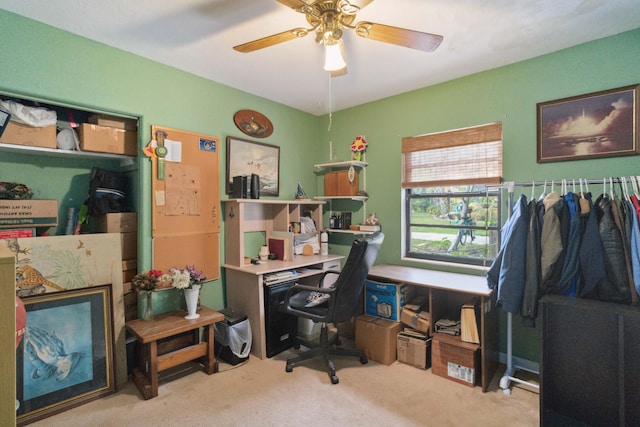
(350, 135, 367, 161)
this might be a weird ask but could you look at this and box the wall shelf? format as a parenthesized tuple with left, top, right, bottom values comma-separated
(314, 160, 367, 170)
(314, 195, 368, 202)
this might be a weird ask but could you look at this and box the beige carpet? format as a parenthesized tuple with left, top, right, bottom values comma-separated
(29, 345, 539, 427)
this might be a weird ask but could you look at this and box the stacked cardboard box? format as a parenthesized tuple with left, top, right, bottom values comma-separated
(397, 329, 431, 370)
(355, 314, 403, 365)
(400, 295, 430, 334)
(365, 279, 415, 321)
(431, 333, 480, 387)
(0, 121, 57, 149)
(96, 212, 138, 321)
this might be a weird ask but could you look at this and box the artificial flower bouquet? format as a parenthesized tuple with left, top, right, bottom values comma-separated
(165, 265, 207, 290)
(131, 269, 163, 292)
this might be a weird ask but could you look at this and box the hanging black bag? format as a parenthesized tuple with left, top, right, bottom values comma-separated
(86, 167, 130, 216)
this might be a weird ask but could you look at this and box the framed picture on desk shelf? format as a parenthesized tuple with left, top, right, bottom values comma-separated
(226, 136, 280, 196)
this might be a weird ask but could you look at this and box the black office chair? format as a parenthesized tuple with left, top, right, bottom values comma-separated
(278, 232, 384, 384)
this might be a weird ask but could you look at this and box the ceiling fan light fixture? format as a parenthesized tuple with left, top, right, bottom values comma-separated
(324, 39, 346, 72)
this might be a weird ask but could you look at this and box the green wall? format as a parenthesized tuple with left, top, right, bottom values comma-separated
(2, 8, 639, 362)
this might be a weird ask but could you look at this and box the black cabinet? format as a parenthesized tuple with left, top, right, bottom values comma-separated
(540, 295, 640, 426)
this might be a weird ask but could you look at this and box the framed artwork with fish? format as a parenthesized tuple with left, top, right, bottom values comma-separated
(16, 285, 115, 426)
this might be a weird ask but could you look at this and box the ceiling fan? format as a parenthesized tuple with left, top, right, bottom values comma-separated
(233, 0, 443, 75)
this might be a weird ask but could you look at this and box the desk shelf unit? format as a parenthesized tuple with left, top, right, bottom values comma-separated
(221, 199, 325, 267)
(367, 264, 499, 393)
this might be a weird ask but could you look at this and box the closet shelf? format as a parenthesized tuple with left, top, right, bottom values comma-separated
(0, 142, 136, 166)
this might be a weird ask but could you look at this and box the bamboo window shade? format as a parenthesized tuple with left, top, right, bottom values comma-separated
(402, 122, 502, 187)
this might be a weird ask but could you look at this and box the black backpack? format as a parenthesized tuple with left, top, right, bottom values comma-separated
(86, 167, 131, 216)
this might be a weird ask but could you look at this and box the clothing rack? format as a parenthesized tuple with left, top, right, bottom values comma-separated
(496, 177, 632, 395)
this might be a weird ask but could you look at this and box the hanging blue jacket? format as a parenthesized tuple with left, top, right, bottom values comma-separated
(487, 193, 529, 313)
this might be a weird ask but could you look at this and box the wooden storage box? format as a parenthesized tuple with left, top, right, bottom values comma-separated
(77, 123, 137, 156)
(0, 122, 56, 149)
(324, 170, 359, 196)
(431, 333, 480, 387)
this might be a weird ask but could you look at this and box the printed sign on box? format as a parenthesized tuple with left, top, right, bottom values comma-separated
(0, 200, 58, 228)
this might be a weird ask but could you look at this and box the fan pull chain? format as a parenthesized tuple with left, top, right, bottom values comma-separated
(327, 73, 333, 131)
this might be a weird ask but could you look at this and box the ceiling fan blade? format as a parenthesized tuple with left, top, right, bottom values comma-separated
(233, 28, 309, 53)
(276, 0, 313, 11)
(355, 22, 443, 52)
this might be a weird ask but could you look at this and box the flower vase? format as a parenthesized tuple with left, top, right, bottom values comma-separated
(139, 290, 154, 321)
(184, 285, 201, 320)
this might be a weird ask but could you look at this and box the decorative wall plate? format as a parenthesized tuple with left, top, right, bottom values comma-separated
(233, 110, 273, 138)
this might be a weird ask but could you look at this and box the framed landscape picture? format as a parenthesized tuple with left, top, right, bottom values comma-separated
(16, 285, 115, 426)
(226, 136, 280, 196)
(537, 84, 639, 163)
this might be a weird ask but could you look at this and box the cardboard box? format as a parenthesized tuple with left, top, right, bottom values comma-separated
(431, 333, 480, 387)
(324, 170, 359, 196)
(120, 231, 137, 260)
(355, 314, 403, 365)
(96, 212, 137, 233)
(0, 200, 58, 228)
(365, 280, 415, 321)
(397, 332, 431, 370)
(460, 298, 480, 344)
(77, 123, 137, 156)
(88, 114, 137, 131)
(0, 121, 57, 148)
(401, 305, 431, 334)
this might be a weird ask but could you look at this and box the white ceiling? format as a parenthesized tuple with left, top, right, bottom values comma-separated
(2, 0, 639, 116)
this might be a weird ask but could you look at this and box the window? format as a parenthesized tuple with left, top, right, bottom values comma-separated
(402, 123, 503, 267)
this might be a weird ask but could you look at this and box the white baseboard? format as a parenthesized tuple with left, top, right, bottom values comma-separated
(498, 352, 539, 374)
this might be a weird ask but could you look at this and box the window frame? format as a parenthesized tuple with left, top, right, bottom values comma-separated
(403, 187, 502, 267)
(401, 123, 503, 267)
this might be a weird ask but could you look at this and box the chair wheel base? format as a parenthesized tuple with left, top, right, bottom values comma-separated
(331, 375, 339, 384)
(285, 364, 293, 373)
(360, 357, 368, 364)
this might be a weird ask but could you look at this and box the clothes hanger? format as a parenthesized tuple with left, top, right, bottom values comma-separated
(631, 176, 640, 197)
(530, 181, 535, 201)
(538, 180, 547, 201)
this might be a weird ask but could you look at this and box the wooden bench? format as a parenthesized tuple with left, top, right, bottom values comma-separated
(126, 306, 224, 399)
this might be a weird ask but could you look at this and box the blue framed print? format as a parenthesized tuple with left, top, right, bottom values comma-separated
(16, 285, 115, 426)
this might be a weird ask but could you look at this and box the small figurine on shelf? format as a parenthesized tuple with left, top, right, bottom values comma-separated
(295, 181, 306, 199)
(350, 135, 367, 161)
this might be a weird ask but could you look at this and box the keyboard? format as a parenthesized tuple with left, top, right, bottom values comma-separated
(264, 270, 297, 282)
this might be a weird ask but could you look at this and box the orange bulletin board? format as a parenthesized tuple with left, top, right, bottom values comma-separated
(152, 233, 220, 280)
(150, 125, 220, 279)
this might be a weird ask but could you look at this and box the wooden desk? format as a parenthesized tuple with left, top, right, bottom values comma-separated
(126, 306, 224, 399)
(224, 254, 344, 359)
(368, 264, 498, 392)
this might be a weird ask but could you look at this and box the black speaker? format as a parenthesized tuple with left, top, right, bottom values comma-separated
(250, 173, 260, 199)
(232, 175, 249, 199)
